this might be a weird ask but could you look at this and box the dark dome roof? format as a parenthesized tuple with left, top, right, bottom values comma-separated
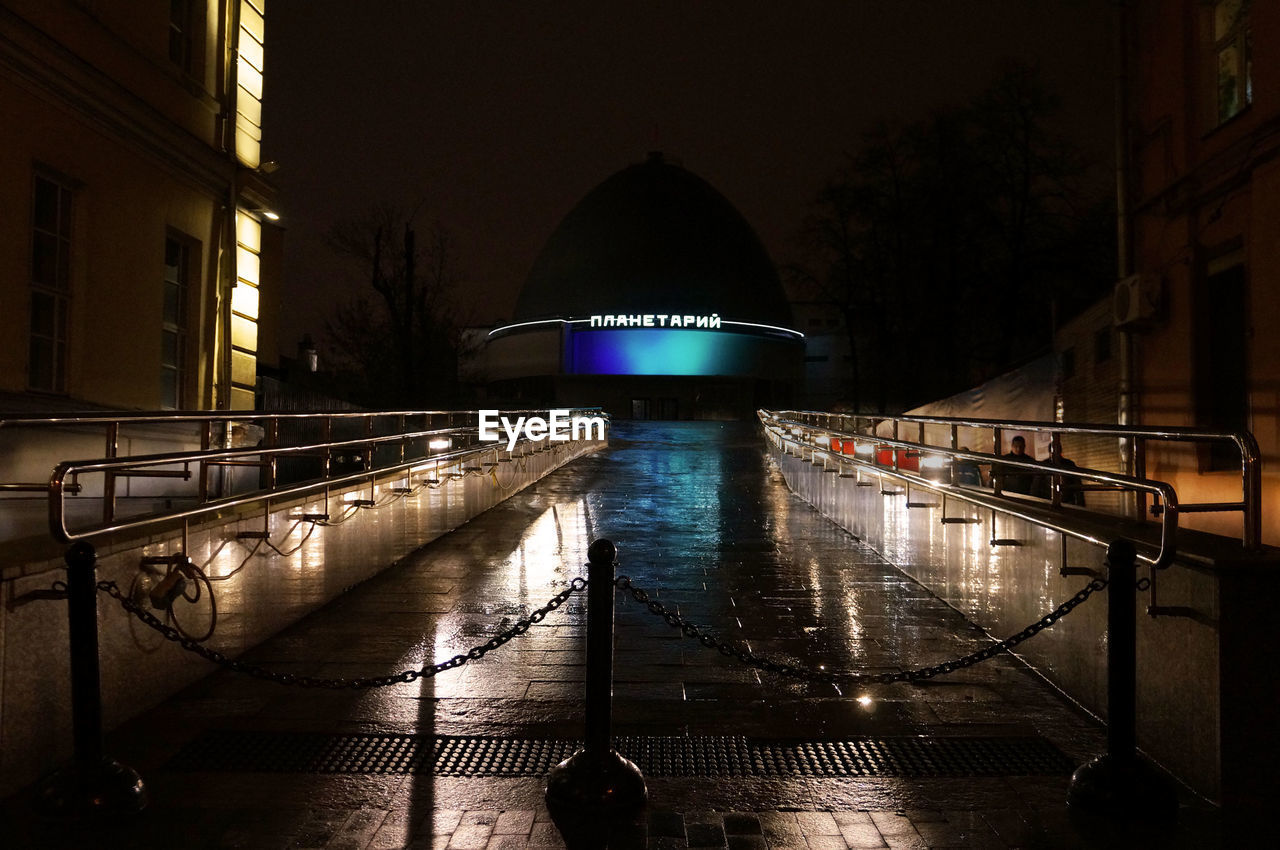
(514, 153, 792, 326)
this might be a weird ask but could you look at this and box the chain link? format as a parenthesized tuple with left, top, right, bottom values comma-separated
(96, 577, 587, 689)
(613, 575, 1108, 685)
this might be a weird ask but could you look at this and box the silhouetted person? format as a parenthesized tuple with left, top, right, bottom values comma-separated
(1033, 452, 1086, 505)
(952, 447, 983, 487)
(994, 435, 1036, 495)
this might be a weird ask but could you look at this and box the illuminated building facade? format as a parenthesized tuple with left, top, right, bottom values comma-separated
(0, 0, 276, 412)
(1120, 0, 1280, 545)
(482, 153, 803, 419)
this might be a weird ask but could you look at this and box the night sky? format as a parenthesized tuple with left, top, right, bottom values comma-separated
(263, 0, 1116, 361)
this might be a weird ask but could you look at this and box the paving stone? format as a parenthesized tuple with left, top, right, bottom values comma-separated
(485, 836, 531, 850)
(648, 809, 687, 837)
(431, 810, 466, 835)
(838, 821, 889, 849)
(795, 812, 840, 836)
(868, 813, 917, 838)
(685, 821, 727, 847)
(724, 837, 768, 850)
(647, 837, 689, 850)
(834, 819, 885, 844)
(723, 813, 764, 835)
(449, 823, 496, 850)
(757, 811, 803, 844)
(526, 822, 567, 848)
(803, 837, 847, 850)
(494, 810, 536, 835)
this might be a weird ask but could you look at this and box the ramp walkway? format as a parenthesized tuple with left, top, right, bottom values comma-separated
(5, 421, 1227, 848)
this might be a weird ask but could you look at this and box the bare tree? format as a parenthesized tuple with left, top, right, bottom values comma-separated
(790, 63, 1112, 412)
(322, 206, 463, 406)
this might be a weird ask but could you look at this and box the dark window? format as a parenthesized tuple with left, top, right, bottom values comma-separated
(30, 175, 72, 393)
(1195, 262, 1249, 470)
(169, 0, 196, 74)
(1094, 327, 1111, 363)
(161, 236, 189, 409)
(1061, 347, 1076, 380)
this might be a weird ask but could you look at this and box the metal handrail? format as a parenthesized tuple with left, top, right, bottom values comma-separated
(759, 411, 1180, 570)
(0, 407, 605, 479)
(769, 409, 1261, 549)
(0, 407, 609, 542)
(49, 439, 483, 543)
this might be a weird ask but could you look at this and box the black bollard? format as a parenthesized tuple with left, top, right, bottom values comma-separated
(35, 542, 147, 816)
(583, 539, 615, 759)
(1067, 538, 1176, 818)
(545, 539, 647, 822)
(1106, 539, 1137, 771)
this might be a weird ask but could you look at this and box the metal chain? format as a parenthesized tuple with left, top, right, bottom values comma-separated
(96, 577, 587, 689)
(614, 574, 1108, 685)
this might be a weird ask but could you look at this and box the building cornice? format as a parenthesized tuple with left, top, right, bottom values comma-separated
(0, 6, 240, 202)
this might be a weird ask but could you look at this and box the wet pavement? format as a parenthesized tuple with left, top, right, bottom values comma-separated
(5, 421, 1237, 847)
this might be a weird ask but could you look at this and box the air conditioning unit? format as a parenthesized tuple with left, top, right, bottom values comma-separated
(1113, 274, 1161, 327)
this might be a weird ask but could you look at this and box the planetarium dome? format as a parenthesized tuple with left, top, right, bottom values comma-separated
(514, 152, 793, 326)
(483, 153, 802, 419)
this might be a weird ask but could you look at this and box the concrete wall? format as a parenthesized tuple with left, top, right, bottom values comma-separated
(0, 435, 602, 797)
(770, 439, 1263, 806)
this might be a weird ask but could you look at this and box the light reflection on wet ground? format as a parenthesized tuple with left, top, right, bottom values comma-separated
(8, 420, 1232, 847)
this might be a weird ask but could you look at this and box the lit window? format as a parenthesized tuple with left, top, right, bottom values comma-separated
(30, 175, 72, 393)
(162, 237, 189, 409)
(1214, 0, 1252, 124)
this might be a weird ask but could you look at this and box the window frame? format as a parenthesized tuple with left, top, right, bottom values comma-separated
(1211, 0, 1253, 126)
(161, 233, 194, 410)
(29, 172, 74, 395)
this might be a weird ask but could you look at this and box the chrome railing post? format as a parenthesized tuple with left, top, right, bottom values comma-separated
(991, 426, 1004, 495)
(101, 422, 118, 526)
(198, 421, 211, 504)
(1240, 432, 1261, 549)
(949, 424, 959, 486)
(1133, 436, 1146, 522)
(1050, 432, 1063, 508)
(264, 417, 279, 491)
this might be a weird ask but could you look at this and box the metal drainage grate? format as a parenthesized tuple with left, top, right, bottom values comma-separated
(168, 733, 1075, 778)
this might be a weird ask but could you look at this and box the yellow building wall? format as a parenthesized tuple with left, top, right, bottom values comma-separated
(0, 74, 223, 409)
(1, 0, 274, 411)
(6, 0, 224, 148)
(1127, 1, 1280, 546)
